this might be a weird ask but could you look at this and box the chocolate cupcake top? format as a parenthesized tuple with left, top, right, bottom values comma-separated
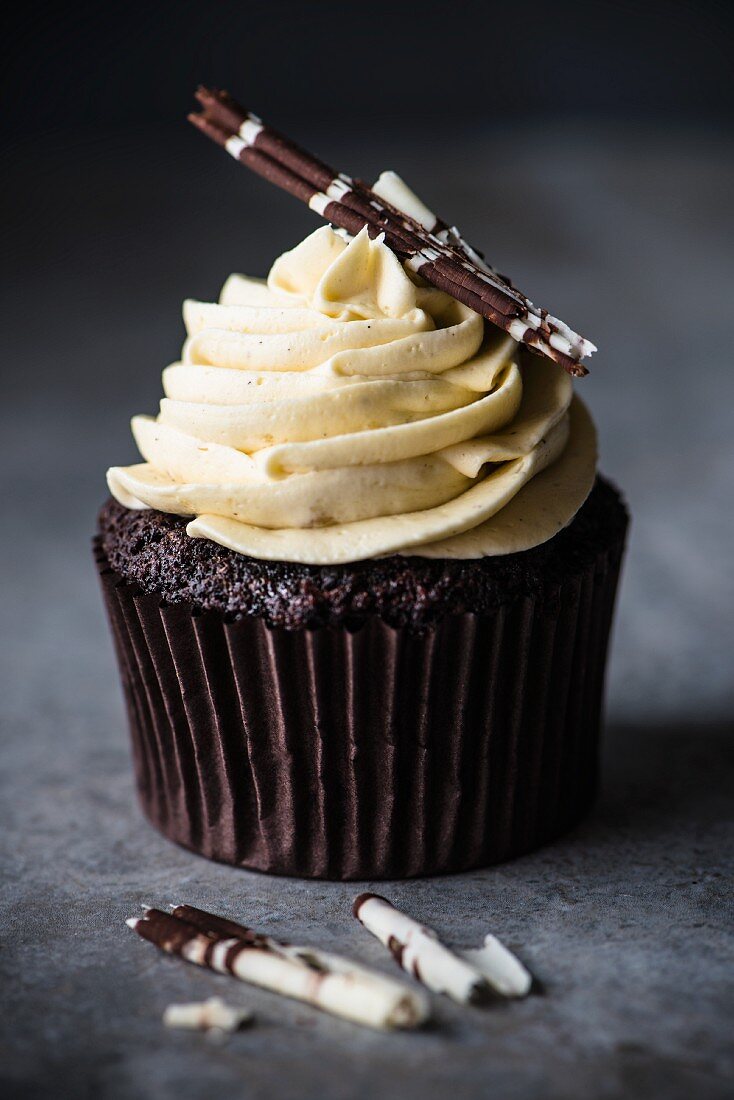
(98, 477, 627, 630)
(107, 182, 597, 566)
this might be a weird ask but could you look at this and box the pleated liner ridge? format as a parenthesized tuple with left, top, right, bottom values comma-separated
(94, 535, 625, 880)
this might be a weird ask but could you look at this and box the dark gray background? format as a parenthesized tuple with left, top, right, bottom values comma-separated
(5, 0, 734, 135)
(2, 3, 733, 1098)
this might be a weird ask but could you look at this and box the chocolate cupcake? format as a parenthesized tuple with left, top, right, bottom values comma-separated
(96, 109, 627, 879)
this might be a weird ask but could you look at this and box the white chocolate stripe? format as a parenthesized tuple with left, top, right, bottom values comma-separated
(308, 193, 331, 216)
(238, 117, 263, 145)
(325, 178, 353, 202)
(225, 135, 247, 160)
(225, 114, 265, 159)
(509, 318, 533, 341)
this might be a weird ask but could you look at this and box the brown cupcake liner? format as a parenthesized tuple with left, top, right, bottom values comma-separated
(94, 536, 625, 880)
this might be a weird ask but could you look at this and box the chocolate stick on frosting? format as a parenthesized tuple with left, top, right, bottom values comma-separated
(353, 894, 532, 1004)
(188, 87, 595, 377)
(192, 93, 581, 367)
(127, 905, 429, 1031)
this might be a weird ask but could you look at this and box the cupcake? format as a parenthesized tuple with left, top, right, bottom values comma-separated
(95, 94, 627, 879)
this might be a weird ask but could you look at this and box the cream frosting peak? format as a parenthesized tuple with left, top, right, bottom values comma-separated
(107, 223, 597, 565)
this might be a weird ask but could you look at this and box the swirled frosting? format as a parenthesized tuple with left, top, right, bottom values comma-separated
(107, 226, 596, 564)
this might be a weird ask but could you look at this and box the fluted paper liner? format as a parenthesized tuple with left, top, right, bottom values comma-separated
(94, 535, 624, 880)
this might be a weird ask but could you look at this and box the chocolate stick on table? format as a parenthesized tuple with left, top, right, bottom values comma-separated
(127, 905, 429, 1031)
(353, 894, 532, 1004)
(188, 86, 595, 376)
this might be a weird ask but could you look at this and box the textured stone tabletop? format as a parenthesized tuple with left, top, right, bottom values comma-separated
(2, 125, 733, 1099)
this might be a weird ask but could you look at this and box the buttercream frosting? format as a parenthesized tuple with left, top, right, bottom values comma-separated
(107, 223, 596, 565)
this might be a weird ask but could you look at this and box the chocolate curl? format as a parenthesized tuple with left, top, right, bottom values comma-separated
(127, 906, 429, 1031)
(353, 894, 532, 1004)
(188, 87, 594, 377)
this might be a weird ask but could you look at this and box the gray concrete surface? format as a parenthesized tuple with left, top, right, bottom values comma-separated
(1, 125, 733, 1099)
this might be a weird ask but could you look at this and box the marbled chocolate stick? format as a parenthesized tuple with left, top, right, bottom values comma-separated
(188, 86, 594, 376)
(353, 894, 532, 1004)
(127, 906, 429, 1031)
(189, 104, 518, 334)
